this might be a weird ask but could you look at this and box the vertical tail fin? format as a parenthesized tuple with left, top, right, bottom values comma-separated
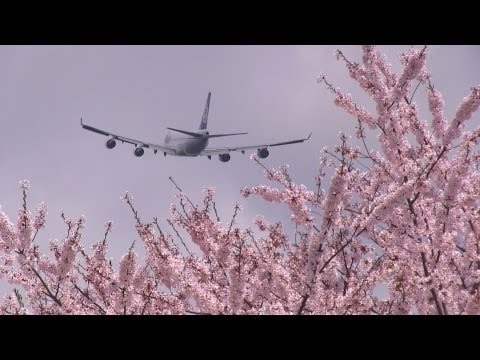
(199, 92, 211, 130)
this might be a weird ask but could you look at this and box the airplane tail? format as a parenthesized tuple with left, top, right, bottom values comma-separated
(167, 91, 247, 138)
(199, 92, 211, 130)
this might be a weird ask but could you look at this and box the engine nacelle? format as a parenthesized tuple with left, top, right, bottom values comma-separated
(219, 153, 231, 162)
(105, 138, 116, 149)
(257, 148, 269, 159)
(134, 147, 145, 157)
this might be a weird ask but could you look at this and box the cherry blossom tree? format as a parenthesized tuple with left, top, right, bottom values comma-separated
(1, 45, 479, 314)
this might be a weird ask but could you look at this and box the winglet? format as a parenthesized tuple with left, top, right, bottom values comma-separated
(80, 117, 84, 127)
(306, 132, 312, 141)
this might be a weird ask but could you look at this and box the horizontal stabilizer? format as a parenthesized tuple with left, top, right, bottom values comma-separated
(167, 127, 247, 139)
(167, 128, 204, 138)
(207, 132, 248, 138)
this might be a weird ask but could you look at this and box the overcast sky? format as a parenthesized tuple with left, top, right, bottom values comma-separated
(1, 45, 479, 287)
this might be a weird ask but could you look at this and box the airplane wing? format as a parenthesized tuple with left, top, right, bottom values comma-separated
(80, 119, 177, 155)
(200, 133, 312, 156)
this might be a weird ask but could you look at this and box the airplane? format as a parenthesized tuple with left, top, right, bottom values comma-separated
(80, 92, 311, 162)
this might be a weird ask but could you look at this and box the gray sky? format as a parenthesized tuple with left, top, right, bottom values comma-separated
(0, 45, 479, 275)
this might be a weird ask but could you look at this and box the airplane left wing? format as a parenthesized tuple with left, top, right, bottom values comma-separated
(200, 132, 312, 157)
(81, 119, 177, 155)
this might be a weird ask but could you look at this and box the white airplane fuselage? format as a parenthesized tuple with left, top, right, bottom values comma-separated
(164, 130, 209, 156)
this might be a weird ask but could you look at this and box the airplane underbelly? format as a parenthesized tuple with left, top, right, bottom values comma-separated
(177, 139, 208, 156)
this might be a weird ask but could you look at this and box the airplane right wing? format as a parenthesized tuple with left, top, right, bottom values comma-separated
(200, 133, 312, 157)
(80, 119, 177, 156)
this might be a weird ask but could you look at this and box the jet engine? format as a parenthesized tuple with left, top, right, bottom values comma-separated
(105, 138, 116, 149)
(134, 146, 145, 157)
(257, 148, 269, 159)
(219, 153, 231, 162)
